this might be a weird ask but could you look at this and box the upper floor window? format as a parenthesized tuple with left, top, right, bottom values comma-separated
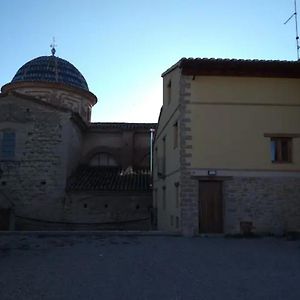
(89, 152, 118, 167)
(175, 182, 180, 209)
(162, 136, 166, 175)
(173, 121, 178, 148)
(167, 80, 172, 104)
(157, 137, 167, 178)
(0, 130, 16, 160)
(162, 186, 166, 211)
(270, 137, 292, 163)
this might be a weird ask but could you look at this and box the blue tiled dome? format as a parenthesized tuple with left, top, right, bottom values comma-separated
(11, 56, 89, 91)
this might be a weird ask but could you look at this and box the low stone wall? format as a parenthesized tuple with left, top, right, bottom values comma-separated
(11, 191, 152, 231)
(14, 216, 151, 231)
(224, 177, 300, 235)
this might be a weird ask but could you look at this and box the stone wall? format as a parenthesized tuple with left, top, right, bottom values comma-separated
(179, 76, 199, 236)
(63, 120, 83, 177)
(224, 176, 300, 235)
(14, 189, 152, 230)
(62, 191, 152, 230)
(0, 192, 14, 230)
(0, 94, 74, 226)
(82, 127, 152, 169)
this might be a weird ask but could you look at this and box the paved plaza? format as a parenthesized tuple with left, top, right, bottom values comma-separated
(0, 233, 299, 300)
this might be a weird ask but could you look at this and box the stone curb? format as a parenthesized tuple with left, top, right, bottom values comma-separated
(0, 230, 181, 237)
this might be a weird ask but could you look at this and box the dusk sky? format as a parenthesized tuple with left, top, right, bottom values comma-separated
(0, 0, 298, 122)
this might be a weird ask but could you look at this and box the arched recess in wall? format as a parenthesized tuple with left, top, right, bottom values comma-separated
(89, 152, 119, 167)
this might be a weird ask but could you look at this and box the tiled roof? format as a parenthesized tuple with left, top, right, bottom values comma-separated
(11, 56, 89, 91)
(162, 57, 300, 78)
(89, 122, 157, 130)
(67, 166, 152, 192)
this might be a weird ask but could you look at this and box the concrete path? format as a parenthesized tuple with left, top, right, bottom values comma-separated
(0, 234, 299, 300)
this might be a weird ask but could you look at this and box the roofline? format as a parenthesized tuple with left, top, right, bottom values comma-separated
(1, 80, 98, 106)
(90, 122, 157, 126)
(161, 58, 300, 78)
(89, 122, 157, 132)
(161, 58, 183, 77)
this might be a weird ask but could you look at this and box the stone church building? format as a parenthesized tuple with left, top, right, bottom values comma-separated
(0, 53, 155, 230)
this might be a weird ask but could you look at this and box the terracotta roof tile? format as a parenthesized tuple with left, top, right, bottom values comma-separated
(89, 122, 157, 130)
(162, 57, 300, 78)
(67, 166, 152, 192)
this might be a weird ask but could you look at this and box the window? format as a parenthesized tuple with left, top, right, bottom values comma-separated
(162, 186, 166, 211)
(153, 189, 158, 227)
(175, 182, 180, 208)
(1, 130, 16, 160)
(270, 137, 292, 163)
(173, 121, 178, 148)
(170, 215, 174, 227)
(155, 147, 158, 167)
(162, 136, 166, 175)
(89, 152, 118, 167)
(157, 138, 166, 178)
(176, 216, 180, 229)
(153, 189, 158, 209)
(167, 80, 172, 104)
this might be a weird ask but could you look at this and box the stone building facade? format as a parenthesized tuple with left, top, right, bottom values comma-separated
(153, 58, 300, 236)
(0, 54, 155, 230)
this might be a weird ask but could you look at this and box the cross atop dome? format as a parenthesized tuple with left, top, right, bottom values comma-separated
(50, 37, 57, 56)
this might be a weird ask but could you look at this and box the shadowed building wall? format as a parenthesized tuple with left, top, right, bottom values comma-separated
(0, 54, 156, 230)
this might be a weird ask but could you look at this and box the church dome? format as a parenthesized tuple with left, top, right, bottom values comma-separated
(11, 56, 89, 91)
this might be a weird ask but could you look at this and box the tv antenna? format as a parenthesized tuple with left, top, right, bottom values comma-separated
(50, 37, 57, 56)
(284, 0, 300, 60)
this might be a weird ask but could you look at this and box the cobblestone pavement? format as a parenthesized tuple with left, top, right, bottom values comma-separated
(0, 234, 299, 300)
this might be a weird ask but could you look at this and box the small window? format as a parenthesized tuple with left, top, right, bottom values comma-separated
(173, 121, 178, 148)
(155, 147, 158, 168)
(1, 130, 16, 160)
(175, 182, 180, 208)
(270, 137, 292, 163)
(176, 216, 180, 229)
(167, 80, 172, 104)
(153, 188, 158, 208)
(162, 186, 166, 211)
(162, 136, 166, 175)
(89, 152, 118, 167)
(170, 215, 174, 227)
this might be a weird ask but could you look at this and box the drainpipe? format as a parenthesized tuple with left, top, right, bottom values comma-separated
(149, 128, 155, 174)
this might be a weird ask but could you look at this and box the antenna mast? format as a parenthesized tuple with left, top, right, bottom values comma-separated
(284, 0, 300, 60)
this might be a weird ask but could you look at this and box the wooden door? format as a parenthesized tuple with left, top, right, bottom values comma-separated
(199, 181, 223, 233)
(0, 208, 10, 230)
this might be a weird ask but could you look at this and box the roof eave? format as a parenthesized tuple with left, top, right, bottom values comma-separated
(161, 58, 186, 77)
(162, 58, 300, 78)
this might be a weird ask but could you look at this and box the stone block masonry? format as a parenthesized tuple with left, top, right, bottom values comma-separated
(179, 76, 199, 236)
(224, 176, 300, 235)
(0, 96, 73, 227)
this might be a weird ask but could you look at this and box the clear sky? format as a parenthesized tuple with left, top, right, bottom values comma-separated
(0, 0, 298, 122)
